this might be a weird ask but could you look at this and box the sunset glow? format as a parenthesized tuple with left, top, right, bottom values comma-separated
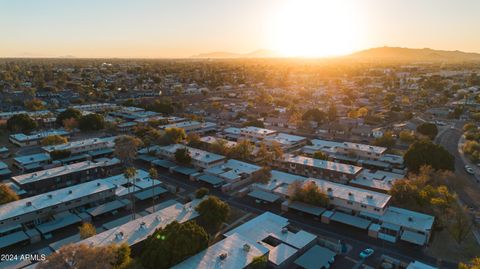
(267, 0, 362, 57)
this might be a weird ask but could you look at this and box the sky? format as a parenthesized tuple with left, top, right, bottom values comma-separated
(1, 0, 479, 58)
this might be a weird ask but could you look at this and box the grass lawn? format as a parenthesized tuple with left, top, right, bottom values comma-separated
(426, 229, 480, 264)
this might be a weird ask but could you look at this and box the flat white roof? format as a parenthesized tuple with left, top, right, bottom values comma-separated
(78, 199, 201, 248)
(12, 158, 120, 186)
(382, 206, 434, 232)
(225, 212, 289, 241)
(223, 127, 241, 135)
(284, 154, 363, 175)
(0, 179, 116, 221)
(14, 153, 51, 165)
(42, 136, 116, 152)
(351, 169, 404, 191)
(159, 144, 225, 164)
(264, 133, 306, 145)
(240, 126, 277, 135)
(10, 129, 70, 142)
(200, 136, 238, 148)
(253, 170, 308, 192)
(205, 159, 261, 181)
(172, 233, 269, 269)
(305, 139, 387, 155)
(308, 178, 391, 209)
(265, 243, 297, 266)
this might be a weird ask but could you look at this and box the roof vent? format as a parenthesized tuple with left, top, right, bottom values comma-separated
(140, 221, 147, 229)
(327, 187, 333, 192)
(348, 192, 353, 196)
(243, 244, 251, 252)
(26, 201, 32, 207)
(219, 253, 228, 260)
(47, 194, 53, 199)
(366, 195, 373, 199)
(68, 190, 73, 194)
(408, 217, 413, 222)
(281, 227, 288, 234)
(97, 182, 101, 186)
(115, 231, 124, 240)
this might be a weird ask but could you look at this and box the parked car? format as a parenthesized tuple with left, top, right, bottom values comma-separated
(359, 248, 374, 259)
(465, 165, 475, 175)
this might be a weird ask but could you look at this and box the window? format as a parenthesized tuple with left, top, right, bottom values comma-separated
(347, 201, 353, 205)
(374, 208, 380, 212)
(361, 205, 366, 208)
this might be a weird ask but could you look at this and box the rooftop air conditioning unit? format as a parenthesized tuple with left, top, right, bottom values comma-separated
(281, 227, 288, 234)
(243, 244, 251, 252)
(219, 253, 227, 260)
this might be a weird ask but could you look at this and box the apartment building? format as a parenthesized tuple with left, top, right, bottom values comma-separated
(11, 158, 121, 195)
(275, 154, 363, 183)
(42, 136, 116, 155)
(159, 121, 217, 134)
(157, 144, 226, 169)
(9, 129, 71, 147)
(239, 126, 277, 142)
(13, 153, 52, 172)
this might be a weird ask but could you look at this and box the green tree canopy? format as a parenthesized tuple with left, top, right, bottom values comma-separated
(195, 196, 230, 233)
(174, 148, 192, 165)
(416, 122, 438, 140)
(7, 114, 38, 133)
(141, 221, 209, 269)
(79, 113, 105, 131)
(56, 108, 82, 126)
(162, 127, 187, 145)
(404, 140, 454, 172)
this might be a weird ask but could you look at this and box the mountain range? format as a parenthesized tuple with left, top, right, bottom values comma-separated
(191, 47, 480, 62)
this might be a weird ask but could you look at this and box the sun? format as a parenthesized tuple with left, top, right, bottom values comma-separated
(267, 0, 362, 58)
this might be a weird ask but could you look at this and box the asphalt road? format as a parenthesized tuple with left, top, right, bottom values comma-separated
(435, 123, 480, 210)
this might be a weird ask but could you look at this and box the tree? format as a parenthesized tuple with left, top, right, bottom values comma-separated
(250, 255, 268, 269)
(41, 135, 67, 146)
(56, 108, 82, 126)
(404, 140, 455, 172)
(302, 108, 326, 123)
(174, 148, 192, 165)
(62, 117, 79, 131)
(195, 187, 209, 199)
(114, 135, 143, 165)
(459, 257, 480, 269)
(79, 222, 96, 239)
(124, 167, 137, 219)
(79, 113, 105, 131)
(0, 184, 19, 205)
(447, 205, 473, 244)
(50, 149, 71, 160)
(252, 166, 272, 184)
(24, 99, 45, 111)
(38, 243, 132, 269)
(399, 130, 415, 143)
(7, 114, 38, 133)
(195, 196, 230, 233)
(230, 140, 253, 161)
(373, 131, 396, 147)
(162, 127, 186, 145)
(187, 133, 202, 148)
(416, 123, 438, 140)
(256, 143, 273, 165)
(141, 221, 209, 269)
(327, 104, 337, 122)
(288, 180, 329, 207)
(313, 151, 328, 160)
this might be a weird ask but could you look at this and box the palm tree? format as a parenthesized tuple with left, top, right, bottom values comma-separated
(148, 167, 158, 212)
(124, 167, 137, 220)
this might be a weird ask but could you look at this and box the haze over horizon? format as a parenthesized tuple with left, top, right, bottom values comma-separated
(1, 0, 480, 58)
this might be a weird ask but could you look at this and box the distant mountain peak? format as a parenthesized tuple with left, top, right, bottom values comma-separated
(348, 46, 480, 62)
(191, 49, 279, 58)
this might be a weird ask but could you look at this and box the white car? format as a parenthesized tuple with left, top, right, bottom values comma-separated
(359, 248, 374, 259)
(465, 165, 475, 175)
